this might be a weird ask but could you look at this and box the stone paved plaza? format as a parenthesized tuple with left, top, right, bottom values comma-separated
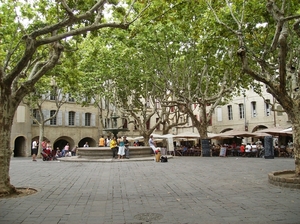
(0, 157, 299, 224)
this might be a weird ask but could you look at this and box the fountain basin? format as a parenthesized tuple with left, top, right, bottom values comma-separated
(77, 146, 153, 159)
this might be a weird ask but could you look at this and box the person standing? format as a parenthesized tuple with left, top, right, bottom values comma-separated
(99, 135, 105, 147)
(31, 139, 38, 161)
(106, 136, 111, 147)
(83, 142, 89, 147)
(110, 136, 118, 159)
(71, 146, 77, 156)
(117, 136, 125, 159)
(124, 136, 130, 159)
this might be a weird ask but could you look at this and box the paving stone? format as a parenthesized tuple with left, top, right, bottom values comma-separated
(0, 157, 299, 224)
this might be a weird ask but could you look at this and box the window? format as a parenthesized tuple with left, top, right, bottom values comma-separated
(50, 110, 57, 125)
(68, 94, 75, 102)
(32, 109, 40, 124)
(265, 99, 271, 116)
(239, 103, 244, 119)
(251, 101, 257, 117)
(146, 119, 150, 130)
(50, 86, 57, 100)
(69, 111, 75, 126)
(170, 106, 174, 113)
(227, 105, 233, 120)
(85, 113, 91, 126)
(84, 96, 91, 104)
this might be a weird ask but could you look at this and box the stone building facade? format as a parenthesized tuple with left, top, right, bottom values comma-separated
(10, 85, 290, 157)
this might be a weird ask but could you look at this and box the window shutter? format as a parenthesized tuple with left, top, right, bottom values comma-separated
(57, 111, 62, 125)
(217, 107, 222, 122)
(75, 112, 80, 126)
(91, 114, 96, 126)
(65, 111, 69, 125)
(82, 113, 85, 126)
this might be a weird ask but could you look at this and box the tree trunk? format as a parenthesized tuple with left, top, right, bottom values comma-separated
(0, 92, 18, 195)
(38, 123, 45, 158)
(293, 122, 300, 176)
(197, 105, 209, 139)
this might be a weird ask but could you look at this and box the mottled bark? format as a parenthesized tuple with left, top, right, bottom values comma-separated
(0, 89, 19, 195)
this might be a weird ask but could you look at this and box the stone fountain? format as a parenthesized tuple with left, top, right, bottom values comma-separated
(76, 113, 153, 160)
(103, 112, 128, 138)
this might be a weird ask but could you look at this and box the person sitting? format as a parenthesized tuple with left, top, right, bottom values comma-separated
(55, 149, 62, 158)
(182, 146, 188, 155)
(279, 144, 287, 157)
(251, 142, 258, 157)
(61, 143, 71, 157)
(239, 143, 245, 157)
(245, 143, 252, 157)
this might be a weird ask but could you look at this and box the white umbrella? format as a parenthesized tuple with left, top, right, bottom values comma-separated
(125, 137, 135, 141)
(133, 133, 169, 141)
(161, 134, 176, 138)
(255, 127, 292, 136)
(174, 132, 201, 138)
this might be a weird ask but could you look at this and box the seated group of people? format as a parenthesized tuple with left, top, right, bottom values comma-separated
(56, 143, 77, 158)
(42, 141, 77, 159)
(212, 141, 264, 157)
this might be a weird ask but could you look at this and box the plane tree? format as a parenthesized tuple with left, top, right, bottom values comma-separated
(0, 0, 150, 196)
(75, 29, 188, 144)
(134, 1, 253, 139)
(206, 0, 300, 174)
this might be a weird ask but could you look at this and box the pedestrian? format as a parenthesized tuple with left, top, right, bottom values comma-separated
(31, 139, 38, 161)
(84, 142, 89, 147)
(106, 136, 111, 147)
(124, 136, 130, 159)
(110, 136, 118, 159)
(71, 146, 77, 156)
(117, 136, 125, 159)
(99, 135, 105, 147)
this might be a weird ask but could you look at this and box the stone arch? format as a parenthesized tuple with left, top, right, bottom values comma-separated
(252, 125, 268, 132)
(220, 128, 233, 133)
(53, 136, 75, 151)
(79, 137, 96, 147)
(13, 136, 27, 157)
